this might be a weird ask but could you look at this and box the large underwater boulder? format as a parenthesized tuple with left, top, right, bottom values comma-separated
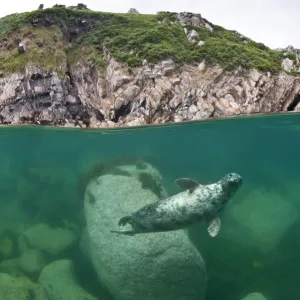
(39, 259, 97, 300)
(84, 162, 207, 300)
(221, 188, 298, 254)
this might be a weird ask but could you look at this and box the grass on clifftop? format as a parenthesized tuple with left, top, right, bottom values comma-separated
(76, 13, 192, 67)
(0, 7, 288, 74)
(0, 25, 66, 76)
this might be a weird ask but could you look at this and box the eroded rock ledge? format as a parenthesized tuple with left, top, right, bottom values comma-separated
(0, 57, 299, 128)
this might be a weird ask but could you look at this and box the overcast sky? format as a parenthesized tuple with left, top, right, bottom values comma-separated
(0, 0, 298, 49)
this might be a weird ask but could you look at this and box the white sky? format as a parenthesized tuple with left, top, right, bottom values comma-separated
(0, 0, 298, 49)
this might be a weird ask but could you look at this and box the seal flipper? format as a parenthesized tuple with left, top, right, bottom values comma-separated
(207, 216, 221, 237)
(175, 178, 200, 193)
(111, 215, 136, 236)
(118, 215, 132, 226)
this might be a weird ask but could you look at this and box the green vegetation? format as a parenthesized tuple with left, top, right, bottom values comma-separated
(66, 44, 107, 69)
(76, 14, 192, 67)
(0, 7, 292, 75)
(0, 13, 29, 38)
(182, 25, 283, 72)
(0, 9, 68, 38)
(0, 26, 66, 76)
(73, 11, 285, 72)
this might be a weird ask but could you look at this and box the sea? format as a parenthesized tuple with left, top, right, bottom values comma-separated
(0, 113, 299, 300)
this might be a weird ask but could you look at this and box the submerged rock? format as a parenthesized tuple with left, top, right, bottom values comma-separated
(0, 259, 24, 278)
(18, 235, 30, 254)
(0, 272, 48, 300)
(241, 292, 268, 300)
(39, 259, 97, 300)
(222, 189, 298, 253)
(0, 229, 17, 260)
(84, 163, 207, 300)
(1, 249, 47, 278)
(22, 223, 78, 256)
(18, 249, 47, 275)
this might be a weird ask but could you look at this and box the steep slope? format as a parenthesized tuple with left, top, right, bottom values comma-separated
(0, 5, 299, 127)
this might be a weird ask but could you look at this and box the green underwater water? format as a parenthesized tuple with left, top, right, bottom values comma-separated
(0, 113, 300, 299)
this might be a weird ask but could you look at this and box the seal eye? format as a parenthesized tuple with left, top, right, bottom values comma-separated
(228, 173, 237, 183)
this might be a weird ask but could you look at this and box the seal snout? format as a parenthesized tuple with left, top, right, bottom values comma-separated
(223, 172, 243, 189)
(228, 172, 242, 183)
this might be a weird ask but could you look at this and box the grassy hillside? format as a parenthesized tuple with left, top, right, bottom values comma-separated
(0, 7, 291, 76)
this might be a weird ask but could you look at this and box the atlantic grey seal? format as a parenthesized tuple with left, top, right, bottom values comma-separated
(110, 172, 242, 237)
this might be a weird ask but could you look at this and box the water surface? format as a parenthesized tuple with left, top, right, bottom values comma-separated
(0, 113, 300, 300)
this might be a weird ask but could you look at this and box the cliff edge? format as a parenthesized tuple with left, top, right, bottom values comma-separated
(0, 4, 299, 128)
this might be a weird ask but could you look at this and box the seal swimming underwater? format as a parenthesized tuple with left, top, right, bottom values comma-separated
(110, 172, 242, 237)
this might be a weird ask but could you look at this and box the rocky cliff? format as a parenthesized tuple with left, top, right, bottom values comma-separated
(0, 5, 299, 128)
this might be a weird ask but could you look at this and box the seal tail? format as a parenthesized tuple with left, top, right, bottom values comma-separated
(110, 229, 135, 236)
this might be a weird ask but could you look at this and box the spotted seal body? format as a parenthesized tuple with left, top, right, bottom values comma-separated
(111, 173, 242, 237)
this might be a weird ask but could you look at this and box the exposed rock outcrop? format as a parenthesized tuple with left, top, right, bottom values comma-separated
(0, 57, 299, 128)
(128, 8, 140, 14)
(67, 3, 90, 10)
(0, 66, 91, 126)
(175, 11, 213, 31)
(18, 43, 26, 53)
(281, 58, 294, 72)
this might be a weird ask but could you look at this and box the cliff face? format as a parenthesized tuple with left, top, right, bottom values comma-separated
(1, 58, 299, 128)
(0, 8, 299, 128)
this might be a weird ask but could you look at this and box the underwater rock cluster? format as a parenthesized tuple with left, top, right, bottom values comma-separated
(0, 156, 294, 300)
(0, 221, 95, 299)
(0, 159, 208, 300)
(0, 157, 98, 299)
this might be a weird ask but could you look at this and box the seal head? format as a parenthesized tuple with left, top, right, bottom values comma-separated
(218, 172, 242, 204)
(206, 172, 242, 238)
